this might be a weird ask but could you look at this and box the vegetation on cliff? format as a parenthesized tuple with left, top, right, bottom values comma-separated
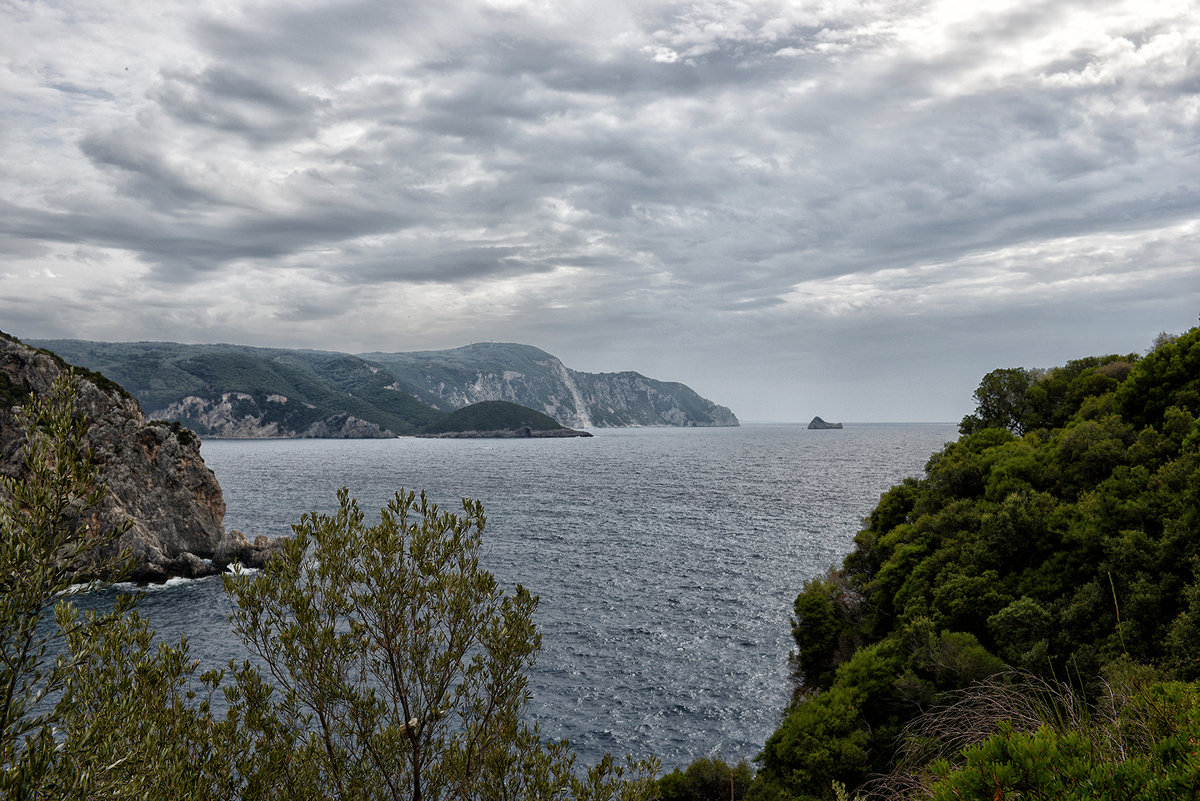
(1, 332, 248, 583)
(746, 328, 1200, 800)
(33, 338, 738, 434)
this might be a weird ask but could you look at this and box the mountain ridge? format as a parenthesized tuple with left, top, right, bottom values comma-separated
(30, 339, 738, 436)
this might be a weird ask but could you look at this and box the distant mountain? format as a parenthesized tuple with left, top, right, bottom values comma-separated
(31, 340, 439, 438)
(362, 342, 739, 429)
(31, 339, 738, 437)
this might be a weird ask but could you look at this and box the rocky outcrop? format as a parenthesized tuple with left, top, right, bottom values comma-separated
(0, 333, 281, 583)
(571, 370, 740, 428)
(298, 413, 391, 439)
(808, 416, 844, 430)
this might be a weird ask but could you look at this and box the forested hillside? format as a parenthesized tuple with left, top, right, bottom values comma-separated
(32, 339, 738, 435)
(747, 329, 1200, 800)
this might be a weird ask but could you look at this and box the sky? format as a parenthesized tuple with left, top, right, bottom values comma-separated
(1, 0, 1198, 423)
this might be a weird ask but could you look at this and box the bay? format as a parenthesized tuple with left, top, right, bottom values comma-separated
(108, 423, 957, 771)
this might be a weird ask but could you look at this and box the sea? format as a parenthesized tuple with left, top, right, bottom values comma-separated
(83, 423, 957, 771)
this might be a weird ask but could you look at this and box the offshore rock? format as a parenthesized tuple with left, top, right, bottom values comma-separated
(808, 416, 844, 430)
(0, 333, 280, 583)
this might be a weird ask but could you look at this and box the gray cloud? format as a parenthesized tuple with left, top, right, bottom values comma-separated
(2, 0, 1198, 420)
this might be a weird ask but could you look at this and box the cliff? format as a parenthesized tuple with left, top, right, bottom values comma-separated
(31, 339, 739, 434)
(363, 343, 740, 429)
(1, 333, 282, 582)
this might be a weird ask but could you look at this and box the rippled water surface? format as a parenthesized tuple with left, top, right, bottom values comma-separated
(103, 423, 957, 769)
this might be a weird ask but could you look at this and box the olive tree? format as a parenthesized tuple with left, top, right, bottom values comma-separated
(223, 487, 658, 801)
(0, 372, 142, 796)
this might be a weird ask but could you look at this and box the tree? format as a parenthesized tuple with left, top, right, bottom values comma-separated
(656, 755, 753, 801)
(959, 367, 1034, 435)
(222, 487, 659, 801)
(0, 372, 136, 795)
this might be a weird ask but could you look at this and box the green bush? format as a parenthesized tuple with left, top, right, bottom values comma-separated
(752, 328, 1200, 800)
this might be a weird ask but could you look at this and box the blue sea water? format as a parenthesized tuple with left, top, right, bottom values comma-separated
(96, 423, 957, 770)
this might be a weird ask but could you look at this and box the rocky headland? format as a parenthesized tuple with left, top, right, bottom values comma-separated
(1, 332, 284, 583)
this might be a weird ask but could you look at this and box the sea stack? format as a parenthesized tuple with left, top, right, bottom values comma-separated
(807, 416, 844, 430)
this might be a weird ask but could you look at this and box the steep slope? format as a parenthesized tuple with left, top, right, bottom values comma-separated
(750, 329, 1200, 800)
(32, 339, 738, 434)
(363, 343, 739, 428)
(1, 332, 280, 582)
(33, 340, 439, 437)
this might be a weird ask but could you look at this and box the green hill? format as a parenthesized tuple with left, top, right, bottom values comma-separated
(30, 340, 442, 437)
(748, 328, 1200, 801)
(418, 401, 590, 437)
(30, 338, 737, 435)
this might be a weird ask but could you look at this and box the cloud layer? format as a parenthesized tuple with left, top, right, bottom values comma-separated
(2, 0, 1198, 420)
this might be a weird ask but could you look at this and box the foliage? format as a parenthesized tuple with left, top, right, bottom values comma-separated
(221, 486, 662, 800)
(912, 673, 1200, 800)
(0, 372, 139, 795)
(656, 755, 753, 801)
(752, 327, 1200, 800)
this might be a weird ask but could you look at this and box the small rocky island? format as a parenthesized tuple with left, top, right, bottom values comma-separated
(808, 416, 844, 430)
(416, 400, 592, 438)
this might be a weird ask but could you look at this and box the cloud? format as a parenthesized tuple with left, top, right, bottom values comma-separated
(2, 0, 1199, 420)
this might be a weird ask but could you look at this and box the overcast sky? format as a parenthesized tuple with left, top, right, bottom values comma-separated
(2, 0, 1197, 422)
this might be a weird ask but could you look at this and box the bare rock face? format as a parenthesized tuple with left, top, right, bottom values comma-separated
(1, 333, 279, 583)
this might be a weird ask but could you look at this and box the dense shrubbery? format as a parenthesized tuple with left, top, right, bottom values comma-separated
(656, 756, 753, 801)
(748, 328, 1200, 800)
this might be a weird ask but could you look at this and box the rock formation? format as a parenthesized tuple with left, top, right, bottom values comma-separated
(1, 333, 284, 583)
(807, 416, 844, 430)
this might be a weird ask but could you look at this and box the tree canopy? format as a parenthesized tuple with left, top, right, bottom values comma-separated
(750, 328, 1200, 800)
